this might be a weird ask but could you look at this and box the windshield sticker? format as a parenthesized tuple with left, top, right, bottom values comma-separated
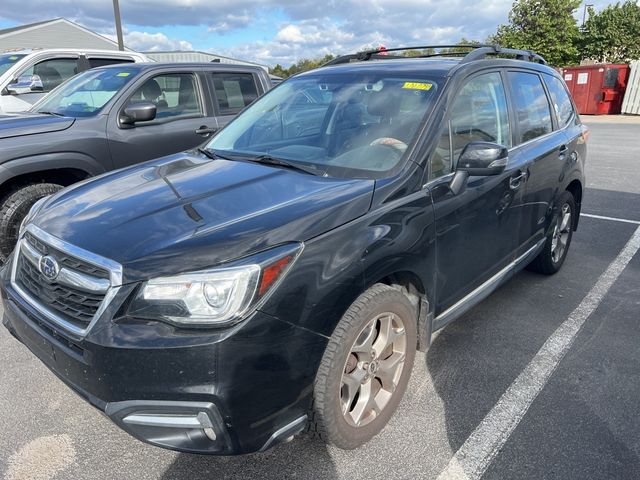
(9, 56, 19, 61)
(402, 81, 432, 91)
(116, 72, 131, 77)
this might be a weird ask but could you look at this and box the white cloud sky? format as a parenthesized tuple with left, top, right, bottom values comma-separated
(0, 0, 615, 66)
(123, 31, 193, 52)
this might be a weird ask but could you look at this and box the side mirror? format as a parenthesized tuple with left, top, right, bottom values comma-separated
(6, 75, 44, 95)
(120, 102, 156, 125)
(457, 141, 509, 176)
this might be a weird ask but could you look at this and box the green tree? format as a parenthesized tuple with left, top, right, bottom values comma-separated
(402, 48, 436, 57)
(441, 38, 482, 54)
(269, 54, 335, 78)
(493, 0, 582, 66)
(581, 1, 640, 63)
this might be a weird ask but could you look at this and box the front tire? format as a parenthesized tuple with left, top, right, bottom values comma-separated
(311, 284, 417, 449)
(527, 190, 576, 275)
(0, 183, 63, 262)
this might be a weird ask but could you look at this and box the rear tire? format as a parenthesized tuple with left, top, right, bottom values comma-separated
(527, 190, 575, 275)
(0, 183, 63, 262)
(311, 284, 417, 449)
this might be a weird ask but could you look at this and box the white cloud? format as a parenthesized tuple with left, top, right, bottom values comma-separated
(0, 0, 617, 66)
(124, 31, 193, 52)
(208, 13, 252, 33)
(275, 25, 305, 43)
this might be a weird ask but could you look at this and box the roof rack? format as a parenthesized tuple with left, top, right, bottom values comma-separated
(323, 44, 547, 66)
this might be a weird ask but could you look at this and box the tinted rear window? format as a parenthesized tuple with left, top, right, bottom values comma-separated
(507, 72, 553, 144)
(88, 57, 135, 68)
(544, 74, 575, 128)
(210, 72, 259, 114)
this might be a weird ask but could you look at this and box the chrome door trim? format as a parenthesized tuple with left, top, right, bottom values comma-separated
(433, 238, 545, 330)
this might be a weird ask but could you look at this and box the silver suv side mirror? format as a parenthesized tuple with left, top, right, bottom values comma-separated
(6, 75, 44, 95)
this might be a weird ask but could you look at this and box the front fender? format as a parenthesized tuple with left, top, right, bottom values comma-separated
(0, 152, 106, 186)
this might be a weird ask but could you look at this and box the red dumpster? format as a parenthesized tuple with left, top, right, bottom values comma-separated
(561, 64, 630, 115)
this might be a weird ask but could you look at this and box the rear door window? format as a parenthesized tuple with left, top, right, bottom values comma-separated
(507, 72, 553, 144)
(210, 72, 259, 114)
(543, 74, 576, 128)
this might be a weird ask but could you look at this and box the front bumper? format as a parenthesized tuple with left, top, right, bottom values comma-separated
(1, 270, 327, 454)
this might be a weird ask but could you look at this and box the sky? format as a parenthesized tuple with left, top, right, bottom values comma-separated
(0, 1, 613, 67)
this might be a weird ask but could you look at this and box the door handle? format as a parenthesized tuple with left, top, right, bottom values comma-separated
(195, 126, 217, 136)
(558, 145, 569, 159)
(509, 170, 528, 190)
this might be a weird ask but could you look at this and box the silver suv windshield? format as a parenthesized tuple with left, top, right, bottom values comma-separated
(31, 66, 138, 117)
(0, 53, 26, 76)
(206, 71, 442, 179)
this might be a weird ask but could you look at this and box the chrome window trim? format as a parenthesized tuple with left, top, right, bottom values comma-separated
(10, 224, 123, 337)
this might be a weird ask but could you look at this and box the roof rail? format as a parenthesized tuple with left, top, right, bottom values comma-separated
(322, 44, 547, 67)
(461, 45, 547, 65)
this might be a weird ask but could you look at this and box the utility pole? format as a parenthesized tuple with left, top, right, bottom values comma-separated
(582, 3, 594, 29)
(112, 0, 125, 51)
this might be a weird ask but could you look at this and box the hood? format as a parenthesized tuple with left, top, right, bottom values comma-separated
(34, 152, 374, 283)
(0, 113, 75, 140)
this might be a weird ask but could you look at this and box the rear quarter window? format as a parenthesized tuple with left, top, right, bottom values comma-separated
(543, 74, 576, 128)
(507, 72, 553, 144)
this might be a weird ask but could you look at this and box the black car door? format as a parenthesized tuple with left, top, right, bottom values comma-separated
(505, 71, 570, 256)
(107, 70, 219, 168)
(428, 70, 527, 315)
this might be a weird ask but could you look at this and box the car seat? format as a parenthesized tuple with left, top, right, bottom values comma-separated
(141, 79, 168, 109)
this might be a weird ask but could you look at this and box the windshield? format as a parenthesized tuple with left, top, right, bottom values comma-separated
(206, 71, 442, 179)
(0, 54, 26, 76)
(31, 67, 138, 117)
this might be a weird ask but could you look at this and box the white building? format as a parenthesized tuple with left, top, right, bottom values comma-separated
(0, 18, 128, 52)
(0, 19, 269, 71)
(145, 50, 269, 72)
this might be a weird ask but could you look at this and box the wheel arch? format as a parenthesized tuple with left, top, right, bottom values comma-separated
(0, 153, 103, 200)
(366, 270, 432, 352)
(565, 178, 583, 230)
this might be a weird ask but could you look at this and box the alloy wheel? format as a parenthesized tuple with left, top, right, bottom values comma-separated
(550, 202, 572, 263)
(340, 312, 407, 427)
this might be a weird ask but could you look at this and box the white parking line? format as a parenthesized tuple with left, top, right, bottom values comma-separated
(437, 224, 640, 480)
(581, 213, 640, 225)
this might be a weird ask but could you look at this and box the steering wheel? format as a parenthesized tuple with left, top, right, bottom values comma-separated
(369, 137, 408, 153)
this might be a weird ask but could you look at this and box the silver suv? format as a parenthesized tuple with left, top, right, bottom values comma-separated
(0, 48, 149, 113)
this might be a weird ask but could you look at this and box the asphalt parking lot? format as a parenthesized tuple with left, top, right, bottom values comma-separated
(1, 117, 639, 480)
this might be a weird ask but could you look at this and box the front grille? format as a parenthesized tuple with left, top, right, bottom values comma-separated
(15, 233, 110, 330)
(24, 231, 109, 279)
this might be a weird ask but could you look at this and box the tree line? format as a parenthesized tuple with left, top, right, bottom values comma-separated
(270, 0, 640, 77)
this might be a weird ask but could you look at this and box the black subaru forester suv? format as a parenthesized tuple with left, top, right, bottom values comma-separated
(2, 45, 587, 455)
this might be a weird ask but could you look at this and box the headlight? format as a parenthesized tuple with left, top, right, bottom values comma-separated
(19, 196, 50, 236)
(128, 243, 302, 327)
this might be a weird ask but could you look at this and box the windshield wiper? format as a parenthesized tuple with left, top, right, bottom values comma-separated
(197, 147, 235, 161)
(36, 110, 64, 117)
(236, 153, 325, 176)
(198, 149, 325, 176)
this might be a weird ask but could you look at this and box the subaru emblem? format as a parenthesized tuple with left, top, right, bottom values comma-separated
(39, 255, 60, 281)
